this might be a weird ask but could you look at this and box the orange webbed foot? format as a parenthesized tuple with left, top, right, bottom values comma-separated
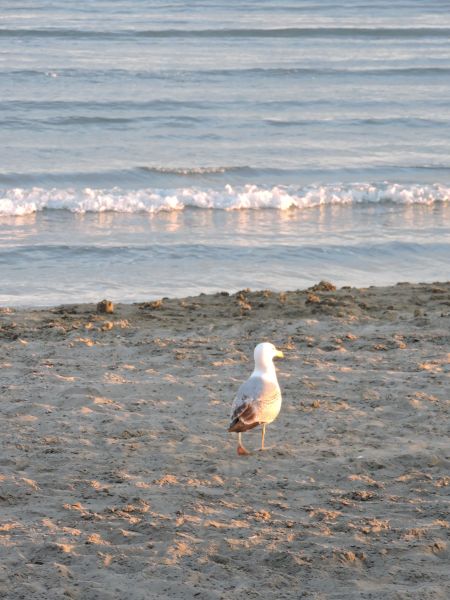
(237, 445, 251, 456)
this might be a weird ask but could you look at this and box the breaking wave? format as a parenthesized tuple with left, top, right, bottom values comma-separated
(1, 183, 449, 216)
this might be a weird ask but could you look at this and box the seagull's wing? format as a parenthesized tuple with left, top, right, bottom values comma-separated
(228, 376, 281, 432)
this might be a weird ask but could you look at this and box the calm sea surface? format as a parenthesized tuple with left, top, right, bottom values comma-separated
(1, 1, 449, 305)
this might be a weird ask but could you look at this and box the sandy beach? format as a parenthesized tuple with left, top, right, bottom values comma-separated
(1, 281, 449, 599)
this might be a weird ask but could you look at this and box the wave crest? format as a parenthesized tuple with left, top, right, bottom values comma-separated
(0, 183, 448, 216)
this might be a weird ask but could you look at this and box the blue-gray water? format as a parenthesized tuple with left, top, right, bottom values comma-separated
(1, 1, 449, 305)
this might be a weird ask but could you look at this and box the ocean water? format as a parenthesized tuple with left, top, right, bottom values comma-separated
(1, 0, 449, 306)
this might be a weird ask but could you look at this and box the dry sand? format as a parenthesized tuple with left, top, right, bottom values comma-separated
(1, 282, 449, 600)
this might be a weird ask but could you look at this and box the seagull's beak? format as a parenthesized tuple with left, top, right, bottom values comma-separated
(275, 349, 284, 359)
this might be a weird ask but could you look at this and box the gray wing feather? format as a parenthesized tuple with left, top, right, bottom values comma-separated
(230, 377, 260, 417)
(230, 376, 281, 429)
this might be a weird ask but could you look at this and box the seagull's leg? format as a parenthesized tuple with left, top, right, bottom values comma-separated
(237, 432, 250, 456)
(260, 423, 266, 451)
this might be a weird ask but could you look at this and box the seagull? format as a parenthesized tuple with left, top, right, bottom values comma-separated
(228, 342, 284, 455)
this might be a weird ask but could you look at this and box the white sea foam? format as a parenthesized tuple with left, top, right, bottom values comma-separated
(0, 183, 449, 216)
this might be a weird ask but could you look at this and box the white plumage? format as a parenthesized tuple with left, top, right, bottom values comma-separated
(228, 342, 283, 455)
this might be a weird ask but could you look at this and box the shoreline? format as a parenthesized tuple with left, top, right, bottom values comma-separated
(1, 281, 449, 599)
(2, 278, 450, 312)
(2, 201, 449, 309)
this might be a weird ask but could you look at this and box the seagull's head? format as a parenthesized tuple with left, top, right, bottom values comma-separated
(254, 342, 284, 371)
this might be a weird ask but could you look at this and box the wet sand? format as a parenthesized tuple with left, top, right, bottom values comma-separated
(1, 282, 449, 599)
